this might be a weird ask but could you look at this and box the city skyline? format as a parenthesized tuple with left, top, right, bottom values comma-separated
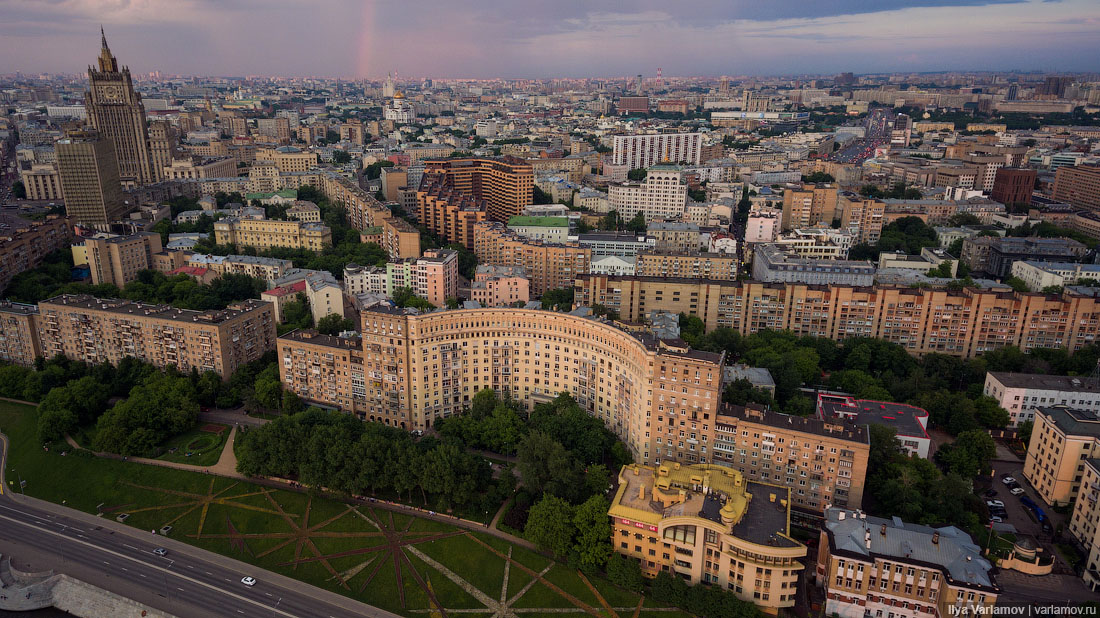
(1, 0, 1099, 79)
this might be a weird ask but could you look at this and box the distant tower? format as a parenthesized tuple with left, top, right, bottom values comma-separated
(383, 72, 396, 98)
(635, 74, 643, 95)
(56, 128, 129, 229)
(84, 27, 157, 186)
(656, 67, 662, 88)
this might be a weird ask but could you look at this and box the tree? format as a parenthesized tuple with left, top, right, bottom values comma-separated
(331, 150, 351, 165)
(316, 313, 355, 335)
(627, 168, 647, 181)
(392, 286, 435, 310)
(948, 213, 981, 226)
(571, 495, 612, 573)
(926, 261, 954, 278)
(936, 429, 996, 478)
(802, 171, 835, 183)
(92, 373, 200, 456)
(524, 494, 575, 558)
(540, 288, 573, 311)
(1005, 276, 1029, 292)
(12, 180, 27, 199)
(605, 554, 645, 592)
(624, 213, 647, 234)
(532, 186, 553, 205)
(1017, 420, 1034, 447)
(444, 242, 478, 279)
(600, 210, 622, 231)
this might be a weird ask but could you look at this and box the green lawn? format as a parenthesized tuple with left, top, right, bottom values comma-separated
(155, 424, 229, 466)
(0, 401, 686, 618)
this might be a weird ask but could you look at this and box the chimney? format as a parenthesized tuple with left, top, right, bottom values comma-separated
(864, 530, 872, 549)
(639, 485, 646, 501)
(932, 531, 940, 545)
(880, 523, 887, 535)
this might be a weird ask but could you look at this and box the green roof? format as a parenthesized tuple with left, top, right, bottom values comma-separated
(245, 189, 298, 200)
(507, 216, 570, 228)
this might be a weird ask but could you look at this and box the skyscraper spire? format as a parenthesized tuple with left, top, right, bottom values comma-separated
(96, 26, 118, 73)
(101, 25, 108, 50)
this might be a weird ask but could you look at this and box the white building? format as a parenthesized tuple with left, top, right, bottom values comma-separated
(745, 211, 780, 244)
(589, 255, 636, 276)
(607, 166, 688, 222)
(1010, 261, 1100, 291)
(984, 372, 1100, 427)
(383, 92, 415, 123)
(611, 133, 703, 169)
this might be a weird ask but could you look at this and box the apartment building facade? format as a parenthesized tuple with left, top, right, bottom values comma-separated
(1067, 459, 1100, 591)
(609, 463, 806, 614)
(611, 133, 703, 169)
(473, 222, 590, 295)
(0, 301, 42, 366)
(36, 294, 276, 377)
(470, 265, 530, 307)
(420, 157, 534, 222)
(817, 508, 998, 618)
(607, 166, 689, 222)
(573, 275, 1100, 358)
(781, 184, 839, 231)
(83, 231, 163, 287)
(278, 306, 724, 464)
(1053, 165, 1100, 212)
(636, 252, 738, 281)
(0, 216, 73, 292)
(319, 170, 420, 259)
(1023, 406, 1100, 506)
(20, 163, 64, 201)
(214, 217, 332, 252)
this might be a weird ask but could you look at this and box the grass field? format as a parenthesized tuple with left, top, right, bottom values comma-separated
(156, 424, 229, 466)
(0, 401, 686, 618)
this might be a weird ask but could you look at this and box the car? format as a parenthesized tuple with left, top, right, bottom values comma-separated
(984, 488, 998, 497)
(153, 548, 168, 557)
(1010, 487, 1026, 496)
(241, 576, 257, 586)
(990, 515, 1003, 523)
(1002, 476, 1017, 486)
(1020, 495, 1038, 509)
(986, 499, 1005, 508)
(159, 525, 173, 536)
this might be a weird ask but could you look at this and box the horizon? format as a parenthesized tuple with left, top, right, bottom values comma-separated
(2, 0, 1099, 79)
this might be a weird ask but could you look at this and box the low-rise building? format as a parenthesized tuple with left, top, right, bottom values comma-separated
(286, 200, 322, 222)
(506, 216, 571, 243)
(20, 163, 63, 201)
(36, 294, 275, 377)
(817, 394, 931, 458)
(263, 269, 344, 324)
(469, 265, 530, 307)
(961, 236, 1087, 279)
(752, 244, 875, 286)
(722, 364, 775, 396)
(0, 216, 73, 292)
(590, 255, 636, 276)
(608, 463, 806, 614)
(575, 232, 656, 258)
(1010, 261, 1100, 291)
(214, 217, 332, 252)
(817, 508, 998, 618)
(985, 372, 1100, 428)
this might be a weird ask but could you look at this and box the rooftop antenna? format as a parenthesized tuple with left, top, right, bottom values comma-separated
(1090, 358, 1100, 389)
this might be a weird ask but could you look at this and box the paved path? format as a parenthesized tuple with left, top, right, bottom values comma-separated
(209, 425, 239, 476)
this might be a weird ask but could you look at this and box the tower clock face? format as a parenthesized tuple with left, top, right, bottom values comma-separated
(101, 85, 121, 100)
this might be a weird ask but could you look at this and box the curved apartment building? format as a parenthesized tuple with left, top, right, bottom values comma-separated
(277, 306, 725, 463)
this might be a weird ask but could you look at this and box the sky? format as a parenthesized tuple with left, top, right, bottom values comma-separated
(2, 0, 1099, 79)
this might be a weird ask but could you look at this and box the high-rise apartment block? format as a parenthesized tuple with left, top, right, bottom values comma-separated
(990, 168, 1036, 207)
(574, 275, 1100, 358)
(0, 217, 73, 293)
(83, 231, 163, 287)
(55, 129, 129, 228)
(1053, 165, 1100, 212)
(611, 133, 703, 169)
(781, 184, 839, 231)
(84, 30, 157, 186)
(635, 252, 738, 280)
(36, 294, 276, 377)
(607, 166, 689, 222)
(420, 157, 534, 223)
(0, 301, 43, 366)
(473, 222, 590, 295)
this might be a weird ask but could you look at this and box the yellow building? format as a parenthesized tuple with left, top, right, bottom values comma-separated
(320, 170, 420, 259)
(781, 184, 839, 231)
(20, 163, 63, 201)
(609, 463, 806, 613)
(474, 222, 590, 295)
(278, 306, 725, 462)
(214, 217, 331, 252)
(635, 252, 738, 281)
(817, 508, 998, 618)
(0, 301, 42, 366)
(82, 231, 164, 287)
(1024, 406, 1100, 506)
(255, 146, 318, 173)
(1068, 459, 1100, 590)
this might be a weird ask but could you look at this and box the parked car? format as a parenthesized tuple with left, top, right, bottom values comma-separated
(1010, 487, 1026, 496)
(1020, 495, 1038, 509)
(990, 515, 1004, 523)
(1002, 476, 1017, 486)
(986, 499, 1005, 508)
(984, 488, 998, 497)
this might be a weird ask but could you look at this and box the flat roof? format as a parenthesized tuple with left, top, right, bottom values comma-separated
(39, 294, 268, 324)
(1036, 406, 1100, 437)
(717, 404, 869, 445)
(507, 216, 570, 228)
(988, 372, 1100, 393)
(818, 396, 929, 440)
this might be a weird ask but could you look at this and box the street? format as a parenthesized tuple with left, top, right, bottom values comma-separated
(0, 432, 401, 618)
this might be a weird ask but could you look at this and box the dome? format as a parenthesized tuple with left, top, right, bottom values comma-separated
(394, 90, 405, 99)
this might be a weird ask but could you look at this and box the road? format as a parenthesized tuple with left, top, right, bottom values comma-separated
(0, 432, 401, 618)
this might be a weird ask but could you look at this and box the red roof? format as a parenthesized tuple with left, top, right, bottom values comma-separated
(263, 280, 307, 297)
(169, 266, 210, 277)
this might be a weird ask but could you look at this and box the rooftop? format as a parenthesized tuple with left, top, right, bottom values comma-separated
(39, 294, 269, 324)
(717, 403, 869, 444)
(610, 463, 799, 548)
(507, 216, 570, 228)
(1036, 406, 1100, 437)
(989, 372, 1100, 394)
(818, 395, 929, 440)
(825, 508, 996, 590)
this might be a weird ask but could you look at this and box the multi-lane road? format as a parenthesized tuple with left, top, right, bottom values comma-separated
(0, 433, 401, 618)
